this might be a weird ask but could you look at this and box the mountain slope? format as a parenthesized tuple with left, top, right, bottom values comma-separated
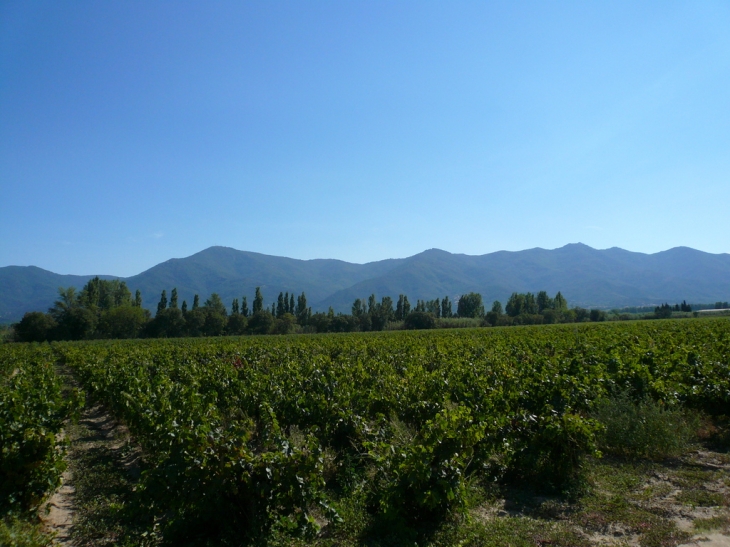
(2, 244, 729, 323)
(124, 246, 404, 312)
(316, 244, 730, 311)
(0, 266, 117, 323)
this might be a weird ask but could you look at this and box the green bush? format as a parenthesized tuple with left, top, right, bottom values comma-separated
(592, 392, 698, 460)
(0, 516, 52, 547)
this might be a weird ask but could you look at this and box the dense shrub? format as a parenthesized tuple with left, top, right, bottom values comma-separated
(404, 311, 436, 330)
(592, 392, 699, 460)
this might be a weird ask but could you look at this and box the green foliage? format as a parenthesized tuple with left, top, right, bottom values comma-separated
(403, 311, 436, 330)
(592, 392, 699, 460)
(0, 516, 52, 547)
(30, 318, 730, 543)
(247, 310, 275, 334)
(0, 346, 82, 514)
(14, 312, 56, 343)
(366, 405, 485, 520)
(253, 287, 264, 314)
(98, 306, 148, 339)
(457, 292, 484, 318)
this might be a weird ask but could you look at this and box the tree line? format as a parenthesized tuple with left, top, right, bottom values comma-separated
(10, 277, 699, 342)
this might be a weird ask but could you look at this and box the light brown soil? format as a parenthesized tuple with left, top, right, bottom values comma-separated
(39, 403, 140, 545)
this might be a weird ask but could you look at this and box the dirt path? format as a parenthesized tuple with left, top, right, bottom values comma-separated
(40, 402, 141, 545)
(41, 451, 75, 545)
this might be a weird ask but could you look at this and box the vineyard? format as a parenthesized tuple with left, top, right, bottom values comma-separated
(2, 319, 730, 546)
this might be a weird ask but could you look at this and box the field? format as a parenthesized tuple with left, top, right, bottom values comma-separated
(2, 319, 730, 546)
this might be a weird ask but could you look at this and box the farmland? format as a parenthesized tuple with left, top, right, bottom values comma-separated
(2, 318, 730, 546)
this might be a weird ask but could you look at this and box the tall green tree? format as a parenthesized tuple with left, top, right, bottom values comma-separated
(289, 293, 295, 316)
(192, 294, 200, 310)
(554, 291, 568, 311)
(253, 287, 264, 314)
(426, 298, 441, 318)
(113, 281, 132, 307)
(296, 293, 310, 324)
(491, 300, 503, 315)
(49, 287, 78, 321)
(170, 288, 179, 309)
(276, 292, 285, 318)
(396, 295, 405, 320)
(457, 293, 484, 318)
(505, 293, 524, 317)
(441, 296, 452, 318)
(231, 298, 240, 315)
(157, 290, 168, 315)
(241, 296, 249, 317)
(536, 291, 552, 313)
(204, 293, 228, 316)
(134, 290, 142, 308)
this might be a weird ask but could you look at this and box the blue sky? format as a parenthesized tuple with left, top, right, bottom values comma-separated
(2, 1, 729, 276)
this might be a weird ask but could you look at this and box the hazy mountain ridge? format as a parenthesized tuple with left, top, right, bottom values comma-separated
(1, 244, 729, 323)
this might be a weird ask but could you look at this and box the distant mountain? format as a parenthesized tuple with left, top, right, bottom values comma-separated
(0, 266, 117, 323)
(2, 244, 729, 323)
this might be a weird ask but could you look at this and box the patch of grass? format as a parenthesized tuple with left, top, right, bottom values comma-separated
(586, 458, 646, 493)
(676, 489, 727, 508)
(670, 467, 718, 489)
(432, 516, 590, 547)
(0, 516, 52, 547)
(592, 392, 699, 460)
(574, 457, 695, 547)
(638, 520, 691, 547)
(693, 513, 730, 533)
(633, 482, 673, 501)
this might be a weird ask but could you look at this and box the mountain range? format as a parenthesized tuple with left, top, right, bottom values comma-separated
(1, 244, 729, 323)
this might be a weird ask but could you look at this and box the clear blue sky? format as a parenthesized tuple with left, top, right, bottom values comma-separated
(2, 1, 729, 276)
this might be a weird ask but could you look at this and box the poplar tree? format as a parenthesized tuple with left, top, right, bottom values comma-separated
(157, 290, 168, 315)
(396, 295, 405, 320)
(289, 294, 294, 315)
(253, 287, 263, 314)
(277, 292, 285, 318)
(536, 291, 552, 313)
(231, 298, 240, 315)
(170, 288, 179, 309)
(193, 294, 200, 310)
(296, 293, 309, 324)
(134, 290, 142, 308)
(181, 300, 188, 314)
(441, 296, 452, 318)
(242, 296, 249, 317)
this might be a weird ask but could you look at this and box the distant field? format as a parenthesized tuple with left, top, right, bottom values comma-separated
(3, 318, 730, 546)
